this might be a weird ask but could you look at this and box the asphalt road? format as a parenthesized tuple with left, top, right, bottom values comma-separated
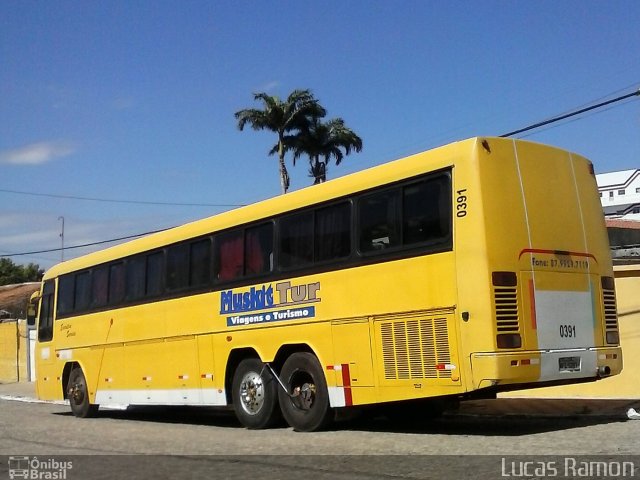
(1, 396, 639, 479)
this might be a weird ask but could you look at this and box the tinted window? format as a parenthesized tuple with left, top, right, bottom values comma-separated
(146, 252, 164, 297)
(358, 190, 401, 253)
(190, 239, 211, 287)
(57, 275, 75, 315)
(91, 266, 109, 308)
(403, 177, 451, 245)
(315, 202, 351, 262)
(109, 263, 125, 304)
(279, 212, 313, 269)
(38, 281, 55, 342)
(215, 230, 244, 281)
(167, 244, 189, 291)
(126, 257, 146, 301)
(358, 175, 451, 254)
(74, 271, 91, 312)
(245, 223, 273, 276)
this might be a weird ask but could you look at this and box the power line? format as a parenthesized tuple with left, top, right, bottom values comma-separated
(4, 86, 639, 262)
(0, 228, 169, 258)
(500, 88, 640, 138)
(0, 188, 246, 208)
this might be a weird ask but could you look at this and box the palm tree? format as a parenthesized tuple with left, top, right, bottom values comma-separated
(289, 118, 363, 184)
(235, 89, 326, 194)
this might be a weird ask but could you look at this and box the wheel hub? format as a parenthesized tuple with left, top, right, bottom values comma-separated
(296, 382, 316, 410)
(239, 372, 264, 415)
(68, 382, 84, 404)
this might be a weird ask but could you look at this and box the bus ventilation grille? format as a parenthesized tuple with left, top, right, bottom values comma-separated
(494, 286, 519, 333)
(602, 287, 618, 332)
(380, 317, 451, 380)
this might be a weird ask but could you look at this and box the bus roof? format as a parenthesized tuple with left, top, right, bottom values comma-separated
(42, 137, 577, 279)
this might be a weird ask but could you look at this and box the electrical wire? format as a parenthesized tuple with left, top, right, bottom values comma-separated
(501, 88, 640, 138)
(0, 188, 246, 208)
(1, 228, 169, 258)
(3, 86, 639, 261)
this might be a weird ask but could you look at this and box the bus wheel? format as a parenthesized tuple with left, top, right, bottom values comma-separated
(67, 367, 99, 418)
(278, 352, 332, 432)
(231, 358, 281, 429)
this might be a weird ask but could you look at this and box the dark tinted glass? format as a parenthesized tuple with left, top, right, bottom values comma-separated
(279, 212, 313, 269)
(74, 271, 91, 312)
(108, 263, 125, 304)
(146, 252, 164, 297)
(403, 176, 451, 246)
(57, 275, 75, 315)
(126, 257, 146, 301)
(215, 230, 244, 281)
(91, 266, 109, 308)
(358, 190, 401, 253)
(245, 223, 273, 276)
(315, 203, 351, 262)
(190, 239, 212, 287)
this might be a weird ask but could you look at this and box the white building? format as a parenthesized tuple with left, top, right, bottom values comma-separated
(596, 169, 640, 220)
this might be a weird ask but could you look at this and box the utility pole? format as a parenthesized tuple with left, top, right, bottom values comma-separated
(58, 216, 65, 262)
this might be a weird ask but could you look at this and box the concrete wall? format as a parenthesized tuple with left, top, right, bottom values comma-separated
(0, 320, 28, 383)
(506, 265, 640, 399)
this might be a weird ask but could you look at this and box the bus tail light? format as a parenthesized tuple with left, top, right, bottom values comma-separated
(497, 333, 522, 349)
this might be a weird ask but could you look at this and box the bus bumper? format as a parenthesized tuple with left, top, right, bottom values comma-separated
(470, 347, 623, 390)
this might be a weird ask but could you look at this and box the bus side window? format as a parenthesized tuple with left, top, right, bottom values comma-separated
(38, 280, 55, 342)
(108, 263, 125, 305)
(402, 177, 451, 246)
(246, 223, 273, 276)
(74, 271, 91, 312)
(315, 202, 351, 262)
(167, 244, 189, 291)
(146, 251, 164, 297)
(215, 230, 244, 281)
(91, 266, 109, 308)
(126, 256, 146, 301)
(279, 212, 313, 269)
(358, 190, 401, 253)
(57, 275, 75, 316)
(189, 239, 212, 287)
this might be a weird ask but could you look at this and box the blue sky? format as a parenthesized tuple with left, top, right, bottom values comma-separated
(1, 1, 639, 270)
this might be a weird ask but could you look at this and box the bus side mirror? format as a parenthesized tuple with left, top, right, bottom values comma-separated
(26, 292, 39, 328)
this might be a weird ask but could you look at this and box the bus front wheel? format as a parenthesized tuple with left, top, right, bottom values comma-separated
(67, 367, 99, 418)
(231, 358, 281, 429)
(278, 352, 332, 432)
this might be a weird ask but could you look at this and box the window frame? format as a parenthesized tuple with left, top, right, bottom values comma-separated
(50, 168, 453, 317)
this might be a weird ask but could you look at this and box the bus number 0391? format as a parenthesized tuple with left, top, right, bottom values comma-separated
(456, 189, 468, 218)
(559, 324, 576, 338)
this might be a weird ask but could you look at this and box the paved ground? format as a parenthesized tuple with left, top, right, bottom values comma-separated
(2, 380, 638, 419)
(3, 381, 640, 479)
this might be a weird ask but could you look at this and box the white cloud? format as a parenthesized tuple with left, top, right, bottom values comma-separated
(258, 81, 280, 93)
(0, 141, 76, 165)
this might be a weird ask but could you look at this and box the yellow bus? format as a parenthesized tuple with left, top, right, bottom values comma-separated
(31, 137, 622, 431)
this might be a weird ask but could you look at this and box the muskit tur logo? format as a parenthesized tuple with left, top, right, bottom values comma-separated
(220, 281, 321, 327)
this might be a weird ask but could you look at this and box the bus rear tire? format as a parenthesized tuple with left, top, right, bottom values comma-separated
(67, 367, 99, 418)
(278, 352, 332, 432)
(231, 358, 281, 429)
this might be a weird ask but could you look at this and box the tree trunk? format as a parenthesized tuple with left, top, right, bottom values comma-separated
(278, 135, 290, 194)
